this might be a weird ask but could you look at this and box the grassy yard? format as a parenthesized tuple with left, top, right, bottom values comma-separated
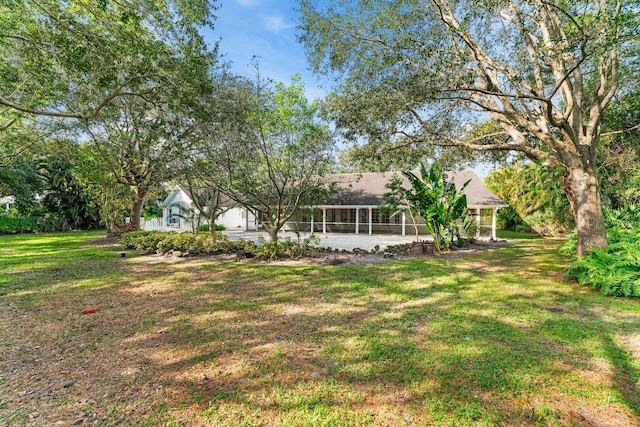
(0, 232, 639, 426)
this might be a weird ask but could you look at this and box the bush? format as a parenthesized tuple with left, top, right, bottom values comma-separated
(197, 224, 226, 232)
(562, 205, 640, 297)
(119, 230, 256, 256)
(0, 215, 58, 234)
(255, 235, 320, 260)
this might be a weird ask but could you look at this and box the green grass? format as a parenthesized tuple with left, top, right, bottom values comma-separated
(496, 229, 543, 240)
(1, 232, 639, 426)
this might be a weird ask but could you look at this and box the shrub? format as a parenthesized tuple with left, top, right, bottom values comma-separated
(254, 235, 320, 260)
(0, 216, 38, 234)
(119, 230, 255, 256)
(562, 206, 640, 297)
(197, 224, 226, 232)
(0, 215, 58, 234)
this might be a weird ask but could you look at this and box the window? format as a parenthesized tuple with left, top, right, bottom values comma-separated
(349, 209, 356, 223)
(380, 210, 390, 224)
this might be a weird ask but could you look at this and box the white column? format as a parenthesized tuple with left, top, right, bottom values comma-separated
(368, 207, 372, 235)
(355, 208, 359, 234)
(476, 208, 481, 239)
(402, 211, 406, 236)
(161, 208, 167, 230)
(310, 209, 314, 235)
(322, 208, 326, 234)
(491, 208, 497, 240)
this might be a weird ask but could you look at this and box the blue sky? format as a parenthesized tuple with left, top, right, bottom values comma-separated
(204, 0, 326, 100)
(203, 0, 494, 176)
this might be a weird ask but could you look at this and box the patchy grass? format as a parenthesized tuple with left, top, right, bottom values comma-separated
(0, 231, 639, 426)
(496, 230, 543, 240)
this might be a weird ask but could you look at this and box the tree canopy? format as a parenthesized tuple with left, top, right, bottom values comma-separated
(298, 0, 640, 255)
(197, 73, 336, 243)
(0, 0, 216, 121)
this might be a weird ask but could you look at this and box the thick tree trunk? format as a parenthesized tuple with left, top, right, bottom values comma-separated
(129, 188, 148, 230)
(564, 167, 608, 256)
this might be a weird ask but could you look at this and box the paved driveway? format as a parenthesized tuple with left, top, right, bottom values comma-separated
(223, 229, 420, 251)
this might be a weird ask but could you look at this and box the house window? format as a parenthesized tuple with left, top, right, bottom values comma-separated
(360, 209, 368, 222)
(329, 209, 336, 222)
(349, 209, 356, 223)
(380, 210, 390, 224)
(340, 209, 350, 223)
(371, 209, 379, 223)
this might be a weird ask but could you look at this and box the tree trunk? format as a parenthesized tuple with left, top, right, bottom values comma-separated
(268, 226, 279, 243)
(564, 167, 608, 256)
(129, 188, 148, 230)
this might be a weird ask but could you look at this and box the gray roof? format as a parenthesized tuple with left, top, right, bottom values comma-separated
(324, 171, 508, 208)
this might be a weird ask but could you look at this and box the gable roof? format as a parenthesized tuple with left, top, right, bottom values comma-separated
(324, 171, 508, 208)
(161, 185, 237, 209)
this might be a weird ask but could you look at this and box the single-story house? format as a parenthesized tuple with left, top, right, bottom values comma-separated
(140, 171, 508, 239)
(290, 171, 508, 240)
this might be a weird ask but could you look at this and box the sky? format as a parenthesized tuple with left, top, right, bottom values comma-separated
(202, 0, 494, 177)
(203, 0, 326, 100)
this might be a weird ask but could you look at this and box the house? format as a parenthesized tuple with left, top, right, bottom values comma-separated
(141, 171, 508, 239)
(288, 171, 508, 240)
(0, 195, 15, 212)
(140, 185, 257, 232)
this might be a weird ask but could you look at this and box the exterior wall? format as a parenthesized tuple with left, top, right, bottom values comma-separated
(217, 207, 246, 229)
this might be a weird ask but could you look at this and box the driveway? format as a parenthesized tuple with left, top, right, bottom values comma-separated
(223, 229, 420, 251)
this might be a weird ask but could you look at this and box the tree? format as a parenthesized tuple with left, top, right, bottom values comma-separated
(384, 162, 470, 252)
(83, 96, 196, 230)
(0, 0, 216, 121)
(203, 74, 336, 244)
(183, 176, 233, 234)
(73, 144, 131, 231)
(298, 0, 639, 255)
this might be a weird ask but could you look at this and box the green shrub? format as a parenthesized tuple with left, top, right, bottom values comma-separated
(566, 238, 640, 298)
(562, 206, 640, 297)
(255, 235, 320, 260)
(197, 224, 226, 232)
(120, 230, 256, 256)
(0, 215, 58, 234)
(156, 233, 196, 254)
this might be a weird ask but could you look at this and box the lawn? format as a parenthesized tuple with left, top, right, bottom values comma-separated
(0, 231, 639, 426)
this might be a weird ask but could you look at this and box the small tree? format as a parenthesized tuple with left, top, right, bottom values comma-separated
(203, 73, 336, 249)
(385, 162, 471, 252)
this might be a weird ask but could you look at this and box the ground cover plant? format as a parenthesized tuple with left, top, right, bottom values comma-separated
(1, 232, 639, 426)
(563, 205, 640, 297)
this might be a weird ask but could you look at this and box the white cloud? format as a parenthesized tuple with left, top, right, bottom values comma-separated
(261, 13, 293, 34)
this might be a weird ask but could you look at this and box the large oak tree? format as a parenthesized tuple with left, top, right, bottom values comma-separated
(298, 0, 639, 255)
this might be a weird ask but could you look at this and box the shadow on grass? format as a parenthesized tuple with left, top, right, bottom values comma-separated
(2, 235, 639, 425)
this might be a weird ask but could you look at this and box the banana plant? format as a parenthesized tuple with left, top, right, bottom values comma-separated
(390, 162, 471, 252)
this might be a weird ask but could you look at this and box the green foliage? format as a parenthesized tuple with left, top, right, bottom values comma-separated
(384, 162, 470, 252)
(201, 72, 336, 242)
(197, 224, 225, 232)
(599, 92, 640, 209)
(0, 215, 57, 234)
(485, 163, 573, 236)
(254, 235, 320, 260)
(564, 205, 640, 297)
(119, 231, 256, 256)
